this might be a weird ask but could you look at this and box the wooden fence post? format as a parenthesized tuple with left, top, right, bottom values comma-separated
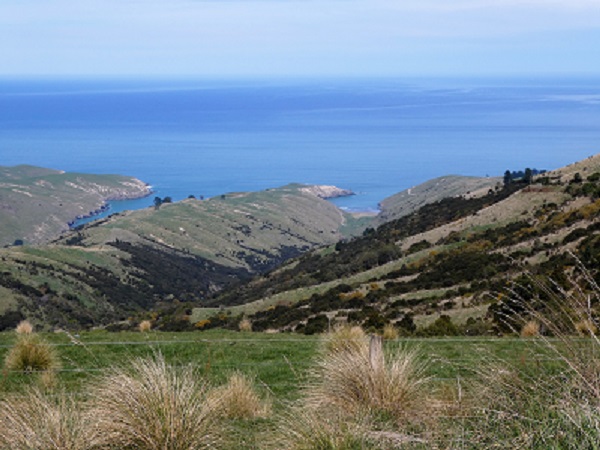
(369, 334, 383, 371)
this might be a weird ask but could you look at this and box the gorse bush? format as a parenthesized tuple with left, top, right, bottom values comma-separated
(89, 352, 219, 450)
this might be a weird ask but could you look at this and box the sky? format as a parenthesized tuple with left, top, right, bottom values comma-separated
(2, 0, 600, 78)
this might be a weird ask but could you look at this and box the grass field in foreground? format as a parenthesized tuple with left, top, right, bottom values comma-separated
(0, 330, 579, 449)
(0, 330, 562, 398)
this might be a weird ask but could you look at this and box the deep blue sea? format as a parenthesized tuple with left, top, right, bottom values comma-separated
(1, 77, 599, 221)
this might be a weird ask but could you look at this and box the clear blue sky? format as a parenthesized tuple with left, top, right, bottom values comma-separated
(2, 0, 600, 78)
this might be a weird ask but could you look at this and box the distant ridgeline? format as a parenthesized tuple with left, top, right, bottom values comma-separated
(0, 156, 599, 333)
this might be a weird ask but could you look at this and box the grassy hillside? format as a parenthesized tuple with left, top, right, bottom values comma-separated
(0, 165, 150, 246)
(376, 175, 500, 225)
(197, 154, 600, 335)
(0, 183, 368, 330)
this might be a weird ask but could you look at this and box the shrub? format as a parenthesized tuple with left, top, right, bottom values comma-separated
(0, 389, 94, 450)
(89, 353, 219, 450)
(209, 372, 270, 419)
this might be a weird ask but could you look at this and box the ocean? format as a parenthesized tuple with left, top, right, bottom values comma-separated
(1, 77, 599, 221)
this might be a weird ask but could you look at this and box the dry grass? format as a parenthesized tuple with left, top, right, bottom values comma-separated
(322, 324, 367, 355)
(88, 352, 219, 450)
(575, 319, 598, 336)
(382, 324, 399, 340)
(308, 340, 429, 422)
(15, 320, 33, 335)
(273, 407, 380, 450)
(4, 333, 60, 373)
(209, 371, 270, 419)
(468, 263, 600, 448)
(138, 319, 152, 332)
(520, 320, 540, 337)
(238, 318, 252, 332)
(0, 389, 94, 450)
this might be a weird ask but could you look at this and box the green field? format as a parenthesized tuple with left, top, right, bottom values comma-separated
(0, 330, 582, 449)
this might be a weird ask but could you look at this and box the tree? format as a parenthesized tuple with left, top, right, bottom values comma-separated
(503, 170, 512, 187)
(162, 196, 173, 203)
(153, 197, 162, 210)
(524, 168, 533, 184)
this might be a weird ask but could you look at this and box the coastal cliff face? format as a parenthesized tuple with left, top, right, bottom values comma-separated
(0, 165, 151, 246)
(298, 184, 354, 199)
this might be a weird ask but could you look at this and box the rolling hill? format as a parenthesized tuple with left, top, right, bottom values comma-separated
(0, 165, 150, 246)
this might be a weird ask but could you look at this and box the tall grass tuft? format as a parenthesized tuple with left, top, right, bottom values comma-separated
(0, 389, 94, 450)
(469, 261, 600, 448)
(308, 338, 429, 423)
(520, 320, 540, 337)
(274, 407, 381, 450)
(89, 352, 219, 450)
(209, 371, 270, 419)
(238, 318, 253, 332)
(382, 324, 399, 340)
(4, 331, 60, 374)
(322, 324, 366, 355)
(138, 319, 152, 332)
(15, 320, 33, 335)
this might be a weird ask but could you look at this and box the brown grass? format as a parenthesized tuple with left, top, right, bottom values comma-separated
(308, 340, 429, 422)
(520, 320, 540, 337)
(322, 324, 367, 355)
(88, 352, 219, 450)
(382, 324, 399, 340)
(138, 319, 152, 332)
(0, 389, 94, 450)
(4, 333, 60, 374)
(209, 371, 270, 419)
(15, 320, 33, 335)
(238, 318, 252, 332)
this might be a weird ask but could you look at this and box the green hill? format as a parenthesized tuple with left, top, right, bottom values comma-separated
(0, 183, 368, 330)
(0, 165, 150, 246)
(195, 154, 600, 335)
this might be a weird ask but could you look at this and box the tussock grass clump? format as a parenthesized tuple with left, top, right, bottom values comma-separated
(238, 318, 252, 332)
(4, 332, 60, 373)
(138, 319, 152, 332)
(309, 340, 429, 422)
(575, 319, 598, 336)
(322, 324, 366, 355)
(0, 389, 93, 450)
(89, 353, 219, 450)
(470, 263, 600, 447)
(209, 371, 270, 419)
(15, 320, 33, 335)
(382, 324, 399, 340)
(520, 320, 540, 337)
(274, 407, 380, 450)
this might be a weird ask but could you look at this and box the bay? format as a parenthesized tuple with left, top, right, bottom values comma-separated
(1, 77, 599, 222)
